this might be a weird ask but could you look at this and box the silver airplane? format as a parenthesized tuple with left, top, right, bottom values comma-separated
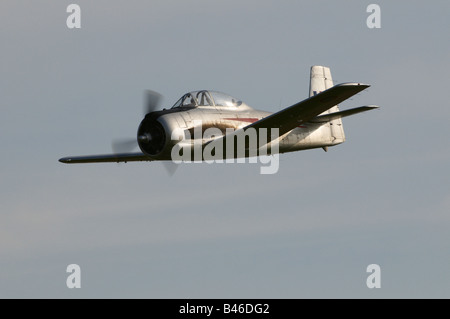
(59, 66, 378, 165)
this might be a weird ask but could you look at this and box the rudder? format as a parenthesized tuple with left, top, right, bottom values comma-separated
(309, 65, 345, 144)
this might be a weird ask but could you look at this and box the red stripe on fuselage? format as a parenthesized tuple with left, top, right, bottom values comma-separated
(223, 117, 259, 123)
(224, 118, 307, 128)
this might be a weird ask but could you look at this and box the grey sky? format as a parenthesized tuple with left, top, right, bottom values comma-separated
(1, 0, 449, 298)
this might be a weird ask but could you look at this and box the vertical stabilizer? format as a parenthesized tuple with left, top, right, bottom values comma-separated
(309, 66, 345, 144)
(309, 65, 334, 97)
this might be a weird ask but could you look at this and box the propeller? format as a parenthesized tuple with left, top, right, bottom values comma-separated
(111, 90, 179, 176)
(111, 138, 138, 154)
(162, 161, 178, 176)
(112, 90, 164, 153)
(143, 89, 163, 115)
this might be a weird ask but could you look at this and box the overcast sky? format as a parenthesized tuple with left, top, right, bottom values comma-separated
(1, 0, 449, 298)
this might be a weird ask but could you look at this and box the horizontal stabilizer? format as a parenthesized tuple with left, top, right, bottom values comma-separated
(59, 152, 152, 164)
(309, 105, 379, 123)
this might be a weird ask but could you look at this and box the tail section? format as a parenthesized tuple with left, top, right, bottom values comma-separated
(309, 66, 345, 144)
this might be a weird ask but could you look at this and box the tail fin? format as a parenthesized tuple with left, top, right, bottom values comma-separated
(309, 65, 334, 98)
(309, 66, 345, 144)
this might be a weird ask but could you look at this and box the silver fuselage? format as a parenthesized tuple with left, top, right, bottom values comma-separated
(143, 102, 344, 160)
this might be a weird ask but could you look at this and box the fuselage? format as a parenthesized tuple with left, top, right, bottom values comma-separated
(138, 101, 344, 161)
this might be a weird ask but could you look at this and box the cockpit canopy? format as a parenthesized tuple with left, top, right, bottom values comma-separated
(171, 90, 243, 108)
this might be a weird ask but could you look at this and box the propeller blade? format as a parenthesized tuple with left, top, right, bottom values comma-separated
(111, 138, 138, 154)
(162, 161, 178, 176)
(143, 89, 163, 115)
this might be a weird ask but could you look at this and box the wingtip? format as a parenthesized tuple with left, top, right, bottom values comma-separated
(336, 82, 370, 88)
(59, 157, 71, 163)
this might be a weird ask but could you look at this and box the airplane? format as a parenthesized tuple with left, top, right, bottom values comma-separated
(59, 65, 378, 168)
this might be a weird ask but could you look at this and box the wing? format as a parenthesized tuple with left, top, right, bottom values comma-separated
(208, 82, 370, 146)
(250, 82, 369, 134)
(59, 152, 152, 164)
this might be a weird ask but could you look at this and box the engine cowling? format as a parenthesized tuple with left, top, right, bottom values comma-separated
(137, 113, 172, 159)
